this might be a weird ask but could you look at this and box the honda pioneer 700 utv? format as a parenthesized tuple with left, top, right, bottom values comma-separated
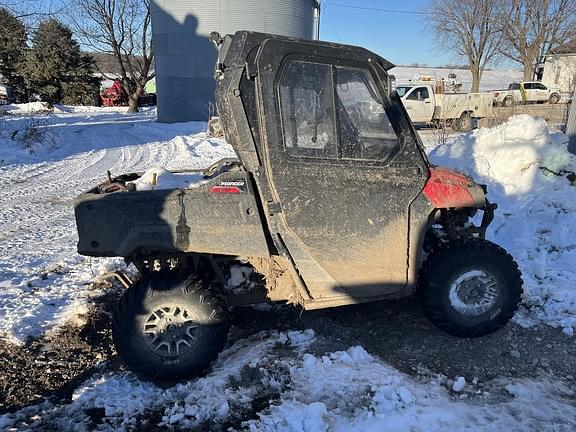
(74, 31, 523, 381)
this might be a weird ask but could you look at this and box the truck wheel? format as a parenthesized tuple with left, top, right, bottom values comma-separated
(208, 117, 223, 138)
(455, 112, 473, 132)
(418, 238, 522, 338)
(549, 94, 560, 104)
(112, 272, 229, 382)
(503, 96, 514, 107)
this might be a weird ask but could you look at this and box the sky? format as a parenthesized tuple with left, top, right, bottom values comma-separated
(319, 1, 519, 70)
(320, 0, 464, 67)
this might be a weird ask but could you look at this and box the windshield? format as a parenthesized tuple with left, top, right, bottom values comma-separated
(395, 86, 412, 97)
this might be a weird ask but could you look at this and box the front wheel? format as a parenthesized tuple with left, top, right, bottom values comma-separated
(112, 272, 229, 382)
(503, 96, 515, 107)
(418, 239, 523, 338)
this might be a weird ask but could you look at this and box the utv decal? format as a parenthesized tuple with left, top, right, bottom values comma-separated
(210, 180, 247, 194)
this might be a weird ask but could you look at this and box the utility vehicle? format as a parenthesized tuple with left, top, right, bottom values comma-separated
(74, 31, 523, 381)
(396, 83, 493, 131)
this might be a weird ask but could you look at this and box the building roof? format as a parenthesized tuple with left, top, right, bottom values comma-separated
(550, 40, 576, 55)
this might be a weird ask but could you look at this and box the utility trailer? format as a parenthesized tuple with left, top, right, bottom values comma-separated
(74, 31, 523, 381)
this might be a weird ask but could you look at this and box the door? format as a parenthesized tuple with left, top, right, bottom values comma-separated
(523, 82, 547, 102)
(402, 86, 434, 123)
(255, 39, 428, 301)
(531, 82, 549, 102)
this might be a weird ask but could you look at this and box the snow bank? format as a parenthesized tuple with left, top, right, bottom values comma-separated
(429, 115, 570, 194)
(428, 115, 576, 332)
(0, 101, 54, 114)
(0, 102, 133, 115)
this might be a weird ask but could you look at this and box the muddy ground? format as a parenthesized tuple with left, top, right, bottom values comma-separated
(1, 283, 575, 416)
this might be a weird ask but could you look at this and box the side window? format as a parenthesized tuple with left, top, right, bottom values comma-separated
(523, 83, 534, 90)
(279, 61, 337, 158)
(406, 87, 428, 101)
(534, 83, 546, 90)
(335, 66, 400, 161)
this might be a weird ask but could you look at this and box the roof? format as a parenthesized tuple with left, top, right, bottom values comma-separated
(550, 40, 576, 55)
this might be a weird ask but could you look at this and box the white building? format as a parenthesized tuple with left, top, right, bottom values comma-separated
(540, 41, 576, 94)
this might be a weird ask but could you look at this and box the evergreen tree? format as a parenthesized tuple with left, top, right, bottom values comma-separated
(23, 19, 100, 105)
(0, 8, 27, 102)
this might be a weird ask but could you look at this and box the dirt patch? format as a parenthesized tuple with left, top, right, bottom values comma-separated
(231, 297, 576, 386)
(0, 283, 122, 414)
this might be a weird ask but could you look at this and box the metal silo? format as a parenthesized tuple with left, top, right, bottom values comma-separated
(151, 0, 321, 123)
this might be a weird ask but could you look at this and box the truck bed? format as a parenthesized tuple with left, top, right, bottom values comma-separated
(435, 92, 493, 119)
(74, 165, 270, 258)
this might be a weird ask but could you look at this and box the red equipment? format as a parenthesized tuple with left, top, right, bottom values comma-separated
(100, 80, 128, 107)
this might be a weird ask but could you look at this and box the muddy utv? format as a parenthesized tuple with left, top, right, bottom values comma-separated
(74, 31, 523, 381)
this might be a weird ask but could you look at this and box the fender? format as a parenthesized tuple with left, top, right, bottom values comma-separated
(423, 167, 486, 208)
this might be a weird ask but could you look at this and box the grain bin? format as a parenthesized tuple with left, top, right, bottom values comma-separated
(151, 0, 321, 123)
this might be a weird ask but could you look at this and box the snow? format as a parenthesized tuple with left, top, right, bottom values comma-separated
(452, 376, 466, 392)
(1, 104, 576, 430)
(0, 106, 235, 342)
(127, 167, 207, 191)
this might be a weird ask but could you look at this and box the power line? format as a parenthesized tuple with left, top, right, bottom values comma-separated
(324, 1, 430, 15)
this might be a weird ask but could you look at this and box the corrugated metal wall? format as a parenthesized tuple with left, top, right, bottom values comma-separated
(151, 0, 319, 123)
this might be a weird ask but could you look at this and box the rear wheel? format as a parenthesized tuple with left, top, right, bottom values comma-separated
(418, 238, 522, 338)
(549, 94, 560, 104)
(112, 272, 229, 382)
(455, 112, 473, 132)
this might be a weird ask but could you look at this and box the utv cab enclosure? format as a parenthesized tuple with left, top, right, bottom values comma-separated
(74, 31, 522, 381)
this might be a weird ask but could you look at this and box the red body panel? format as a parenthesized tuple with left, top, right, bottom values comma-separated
(423, 167, 477, 208)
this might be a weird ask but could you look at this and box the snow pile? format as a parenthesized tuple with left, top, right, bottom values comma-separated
(0, 101, 54, 114)
(3, 330, 575, 431)
(428, 115, 576, 332)
(430, 114, 570, 195)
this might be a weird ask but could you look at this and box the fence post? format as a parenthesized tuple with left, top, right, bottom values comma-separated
(568, 89, 576, 154)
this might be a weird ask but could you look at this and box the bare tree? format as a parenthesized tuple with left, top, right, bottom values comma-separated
(0, 0, 61, 23)
(499, 0, 576, 80)
(67, 0, 154, 112)
(426, 0, 503, 93)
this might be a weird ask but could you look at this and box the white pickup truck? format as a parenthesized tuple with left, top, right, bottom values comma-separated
(396, 84, 493, 131)
(493, 81, 561, 106)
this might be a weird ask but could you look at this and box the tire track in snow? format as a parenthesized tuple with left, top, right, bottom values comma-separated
(0, 111, 234, 341)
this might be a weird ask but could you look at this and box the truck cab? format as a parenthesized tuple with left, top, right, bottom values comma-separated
(396, 85, 435, 123)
